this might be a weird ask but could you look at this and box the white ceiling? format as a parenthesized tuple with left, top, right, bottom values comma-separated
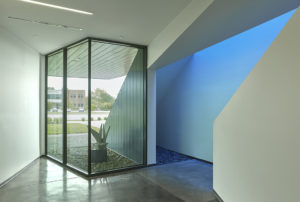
(1, 0, 299, 69)
(0, 0, 191, 54)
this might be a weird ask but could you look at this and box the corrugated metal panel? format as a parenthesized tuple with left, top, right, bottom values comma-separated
(48, 40, 138, 79)
(104, 49, 145, 163)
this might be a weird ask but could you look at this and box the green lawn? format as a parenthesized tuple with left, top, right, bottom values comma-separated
(48, 123, 99, 135)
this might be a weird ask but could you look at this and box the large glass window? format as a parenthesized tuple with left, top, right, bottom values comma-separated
(90, 41, 145, 173)
(66, 41, 89, 172)
(46, 38, 146, 175)
(47, 51, 63, 161)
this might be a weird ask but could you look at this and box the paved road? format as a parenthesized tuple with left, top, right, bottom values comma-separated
(48, 111, 110, 121)
(67, 120, 105, 128)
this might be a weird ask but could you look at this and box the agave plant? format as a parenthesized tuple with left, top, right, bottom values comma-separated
(91, 124, 111, 162)
(91, 124, 110, 149)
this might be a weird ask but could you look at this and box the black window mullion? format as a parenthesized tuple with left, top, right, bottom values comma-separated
(45, 56, 48, 156)
(63, 48, 67, 165)
(88, 39, 92, 175)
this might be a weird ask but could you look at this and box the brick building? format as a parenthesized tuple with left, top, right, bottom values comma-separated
(67, 90, 86, 109)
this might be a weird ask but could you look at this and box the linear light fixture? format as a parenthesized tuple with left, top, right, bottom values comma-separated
(19, 0, 93, 15)
(8, 16, 83, 31)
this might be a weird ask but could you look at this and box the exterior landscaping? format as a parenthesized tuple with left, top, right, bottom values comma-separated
(49, 146, 137, 173)
(67, 146, 137, 172)
(47, 123, 99, 135)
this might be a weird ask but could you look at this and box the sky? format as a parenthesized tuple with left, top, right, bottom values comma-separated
(48, 76, 126, 98)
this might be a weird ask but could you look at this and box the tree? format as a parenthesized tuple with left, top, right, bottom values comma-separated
(47, 102, 55, 111)
(91, 89, 115, 111)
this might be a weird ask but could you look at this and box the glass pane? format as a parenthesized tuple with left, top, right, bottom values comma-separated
(66, 41, 89, 172)
(47, 51, 63, 161)
(90, 41, 145, 173)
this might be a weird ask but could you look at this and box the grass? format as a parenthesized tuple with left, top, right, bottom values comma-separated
(48, 123, 99, 135)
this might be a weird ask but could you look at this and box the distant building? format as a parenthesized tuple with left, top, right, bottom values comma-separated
(67, 90, 86, 109)
(48, 89, 85, 110)
(48, 89, 62, 110)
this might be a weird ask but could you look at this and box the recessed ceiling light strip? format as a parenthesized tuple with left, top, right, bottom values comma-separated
(19, 0, 93, 15)
(8, 16, 83, 31)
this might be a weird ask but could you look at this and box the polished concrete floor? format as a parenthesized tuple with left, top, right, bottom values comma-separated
(0, 158, 218, 202)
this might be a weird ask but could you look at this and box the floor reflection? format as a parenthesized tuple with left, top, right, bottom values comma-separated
(0, 157, 217, 202)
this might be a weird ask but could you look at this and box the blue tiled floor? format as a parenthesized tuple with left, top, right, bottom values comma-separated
(156, 146, 192, 165)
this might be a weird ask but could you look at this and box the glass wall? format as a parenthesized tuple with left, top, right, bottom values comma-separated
(47, 51, 63, 161)
(90, 41, 145, 173)
(46, 38, 146, 175)
(66, 41, 89, 172)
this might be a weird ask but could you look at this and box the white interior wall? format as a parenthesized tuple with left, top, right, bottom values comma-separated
(0, 26, 40, 185)
(147, 68, 156, 165)
(155, 9, 293, 162)
(214, 7, 300, 202)
(148, 0, 213, 68)
(39, 55, 45, 155)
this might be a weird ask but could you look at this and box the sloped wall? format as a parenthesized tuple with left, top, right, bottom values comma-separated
(156, 10, 293, 162)
(214, 8, 300, 202)
(105, 50, 145, 163)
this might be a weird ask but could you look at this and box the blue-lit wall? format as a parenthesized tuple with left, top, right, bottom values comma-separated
(156, 10, 294, 162)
